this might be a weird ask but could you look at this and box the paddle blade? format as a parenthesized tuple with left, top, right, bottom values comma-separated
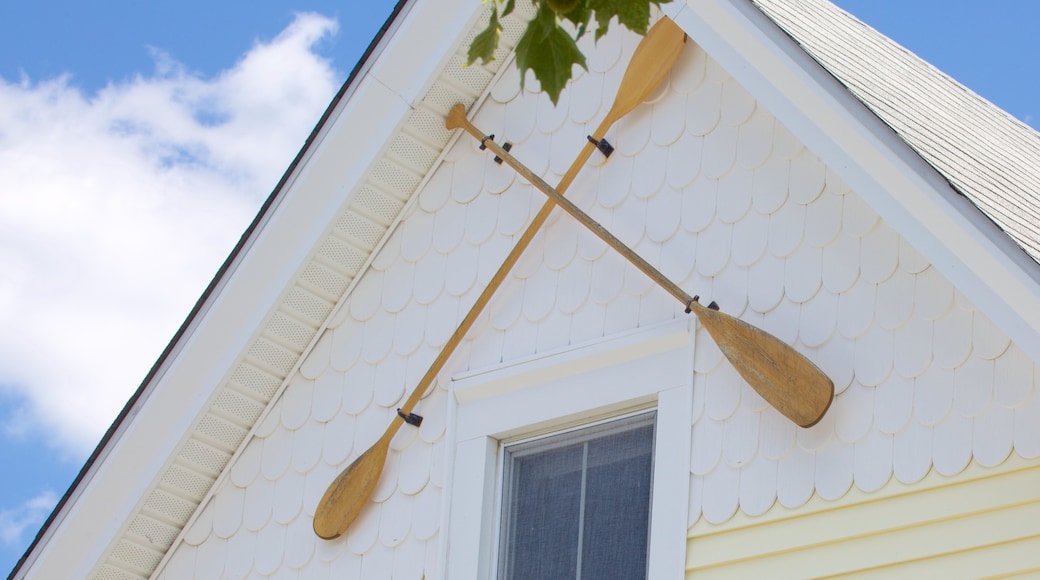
(694, 304, 833, 427)
(313, 436, 391, 539)
(604, 17, 687, 125)
(445, 104, 467, 131)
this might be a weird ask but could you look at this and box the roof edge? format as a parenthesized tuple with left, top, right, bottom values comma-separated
(9, 2, 413, 577)
(751, 0, 1040, 271)
(663, 0, 1040, 365)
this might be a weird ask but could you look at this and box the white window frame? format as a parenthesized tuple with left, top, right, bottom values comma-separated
(441, 318, 694, 579)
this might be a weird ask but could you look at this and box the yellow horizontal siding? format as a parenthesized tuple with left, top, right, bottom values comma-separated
(835, 536, 1040, 579)
(687, 456, 1040, 578)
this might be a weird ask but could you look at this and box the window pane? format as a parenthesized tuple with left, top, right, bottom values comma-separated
(500, 413, 655, 580)
(581, 424, 654, 579)
(504, 444, 583, 579)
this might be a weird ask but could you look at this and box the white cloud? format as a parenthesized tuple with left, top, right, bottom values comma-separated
(0, 13, 342, 457)
(0, 491, 58, 545)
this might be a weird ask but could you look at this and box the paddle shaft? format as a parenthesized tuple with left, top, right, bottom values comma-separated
(452, 112, 834, 428)
(394, 18, 685, 430)
(392, 117, 600, 423)
(390, 93, 621, 433)
(450, 109, 696, 310)
(314, 112, 626, 540)
(314, 18, 688, 539)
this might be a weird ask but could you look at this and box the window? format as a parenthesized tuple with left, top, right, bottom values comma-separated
(444, 318, 694, 579)
(499, 413, 656, 579)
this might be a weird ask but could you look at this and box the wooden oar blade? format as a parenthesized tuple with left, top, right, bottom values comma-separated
(606, 18, 687, 123)
(694, 305, 833, 427)
(445, 104, 467, 131)
(313, 437, 391, 539)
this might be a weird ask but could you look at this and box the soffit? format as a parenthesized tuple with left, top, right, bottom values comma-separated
(67, 2, 538, 578)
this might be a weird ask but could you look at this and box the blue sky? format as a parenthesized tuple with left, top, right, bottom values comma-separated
(0, 0, 399, 572)
(832, 0, 1040, 127)
(0, 0, 1036, 574)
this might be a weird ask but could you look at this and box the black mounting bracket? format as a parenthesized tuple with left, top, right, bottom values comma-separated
(494, 141, 513, 165)
(587, 135, 614, 158)
(397, 408, 423, 427)
(684, 295, 721, 314)
(480, 134, 513, 164)
(684, 295, 699, 314)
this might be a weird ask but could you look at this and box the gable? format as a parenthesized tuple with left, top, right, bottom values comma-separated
(17, 1, 1040, 578)
(158, 17, 1040, 577)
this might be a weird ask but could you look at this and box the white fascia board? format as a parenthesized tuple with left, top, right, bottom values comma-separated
(18, 1, 480, 575)
(367, 0, 484, 106)
(663, 0, 1040, 364)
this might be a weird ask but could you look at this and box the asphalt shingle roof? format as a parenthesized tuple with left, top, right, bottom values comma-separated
(755, 0, 1040, 265)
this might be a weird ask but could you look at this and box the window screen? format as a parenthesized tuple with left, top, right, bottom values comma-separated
(499, 413, 656, 579)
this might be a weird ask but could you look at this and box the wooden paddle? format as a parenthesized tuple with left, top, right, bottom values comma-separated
(447, 108, 834, 428)
(313, 18, 688, 540)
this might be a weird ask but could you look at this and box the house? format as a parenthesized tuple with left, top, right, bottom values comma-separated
(13, 0, 1040, 577)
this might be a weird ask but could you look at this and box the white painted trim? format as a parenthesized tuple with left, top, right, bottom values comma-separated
(443, 319, 695, 579)
(663, 0, 1040, 366)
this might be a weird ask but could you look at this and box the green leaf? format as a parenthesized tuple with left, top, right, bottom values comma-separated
(514, 4, 588, 105)
(468, 5, 502, 65)
(471, 0, 673, 105)
(613, 0, 652, 33)
(559, 3, 591, 39)
(588, 0, 652, 40)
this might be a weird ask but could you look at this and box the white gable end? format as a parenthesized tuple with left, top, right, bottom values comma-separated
(157, 14, 1040, 578)
(17, 1, 1040, 578)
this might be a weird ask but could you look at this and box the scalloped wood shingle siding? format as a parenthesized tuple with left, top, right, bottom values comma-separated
(157, 25, 1040, 577)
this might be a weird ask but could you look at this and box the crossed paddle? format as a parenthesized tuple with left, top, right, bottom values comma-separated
(314, 17, 833, 540)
